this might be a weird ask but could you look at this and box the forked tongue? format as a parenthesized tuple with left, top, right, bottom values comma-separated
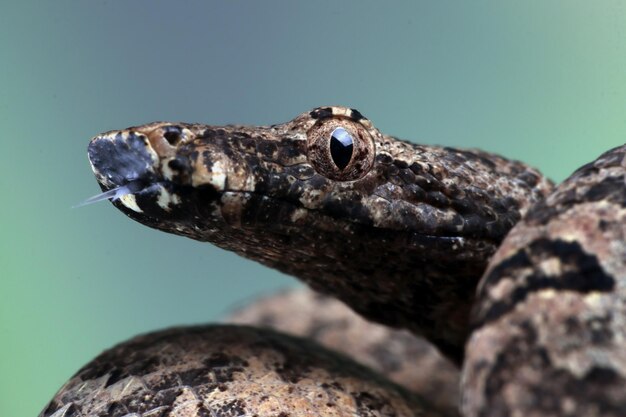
(73, 180, 145, 208)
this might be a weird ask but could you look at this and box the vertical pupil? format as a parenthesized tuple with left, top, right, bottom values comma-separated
(330, 127, 354, 170)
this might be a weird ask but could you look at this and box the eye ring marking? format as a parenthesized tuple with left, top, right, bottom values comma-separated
(306, 117, 376, 181)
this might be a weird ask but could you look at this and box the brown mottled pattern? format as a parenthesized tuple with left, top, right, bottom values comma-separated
(462, 144, 626, 417)
(42, 107, 626, 417)
(86, 106, 552, 363)
(227, 288, 460, 416)
(40, 325, 444, 417)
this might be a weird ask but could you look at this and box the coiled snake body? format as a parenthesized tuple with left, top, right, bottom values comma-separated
(42, 107, 626, 417)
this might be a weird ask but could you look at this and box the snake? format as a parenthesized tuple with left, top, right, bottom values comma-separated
(40, 106, 626, 417)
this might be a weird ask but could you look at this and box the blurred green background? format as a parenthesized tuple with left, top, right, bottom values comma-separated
(1, 1, 624, 416)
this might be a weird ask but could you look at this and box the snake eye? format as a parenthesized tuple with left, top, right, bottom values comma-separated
(307, 116, 375, 181)
(329, 127, 353, 170)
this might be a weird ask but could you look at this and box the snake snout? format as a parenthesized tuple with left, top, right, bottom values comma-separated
(87, 129, 190, 217)
(88, 130, 160, 190)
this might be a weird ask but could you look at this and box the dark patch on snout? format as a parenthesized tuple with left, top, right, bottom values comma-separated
(88, 132, 157, 188)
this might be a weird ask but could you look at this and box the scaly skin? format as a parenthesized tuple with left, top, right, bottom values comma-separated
(462, 144, 626, 417)
(85, 106, 552, 363)
(41, 325, 442, 417)
(41, 108, 626, 417)
(227, 288, 460, 417)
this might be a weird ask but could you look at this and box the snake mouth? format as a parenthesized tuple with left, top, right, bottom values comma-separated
(85, 126, 285, 230)
(85, 123, 312, 229)
(85, 126, 337, 242)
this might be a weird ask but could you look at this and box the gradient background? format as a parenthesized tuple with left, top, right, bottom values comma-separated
(1, 2, 625, 416)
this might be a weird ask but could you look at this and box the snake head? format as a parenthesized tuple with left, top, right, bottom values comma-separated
(87, 106, 553, 363)
(86, 107, 388, 240)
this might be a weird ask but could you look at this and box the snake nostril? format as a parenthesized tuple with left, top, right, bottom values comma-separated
(163, 126, 182, 146)
(168, 157, 187, 172)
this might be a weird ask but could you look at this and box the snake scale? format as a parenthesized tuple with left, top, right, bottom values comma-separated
(41, 107, 626, 417)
